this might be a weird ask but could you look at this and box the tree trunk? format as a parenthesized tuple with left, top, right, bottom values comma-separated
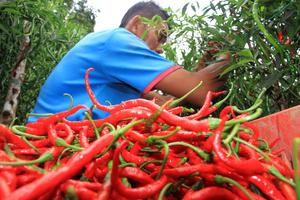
(0, 20, 31, 125)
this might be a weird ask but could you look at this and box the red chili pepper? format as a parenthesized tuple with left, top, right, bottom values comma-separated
(84, 161, 96, 179)
(24, 125, 46, 136)
(115, 173, 168, 199)
(62, 179, 102, 192)
(60, 182, 98, 199)
(7, 133, 114, 200)
(43, 104, 91, 126)
(278, 32, 284, 43)
(248, 175, 286, 200)
(0, 177, 11, 200)
(231, 186, 267, 200)
(95, 150, 113, 167)
(17, 173, 41, 187)
(11, 148, 48, 156)
(52, 188, 63, 200)
(238, 143, 260, 160)
(187, 148, 203, 164)
(219, 106, 235, 119)
(262, 154, 292, 178)
(0, 124, 29, 148)
(25, 120, 47, 136)
(277, 180, 297, 200)
(187, 91, 226, 120)
(30, 139, 51, 148)
(109, 140, 128, 199)
(85, 68, 114, 112)
(78, 126, 90, 148)
(111, 140, 129, 190)
(111, 140, 168, 199)
(155, 163, 216, 178)
(121, 150, 159, 171)
(47, 123, 74, 146)
(167, 106, 184, 115)
(152, 129, 206, 143)
(94, 167, 109, 181)
(238, 131, 252, 141)
(213, 116, 265, 176)
(124, 129, 147, 143)
(129, 142, 142, 155)
(182, 186, 240, 200)
(119, 167, 154, 185)
(110, 190, 130, 200)
(0, 170, 17, 193)
(242, 122, 259, 145)
(162, 149, 189, 168)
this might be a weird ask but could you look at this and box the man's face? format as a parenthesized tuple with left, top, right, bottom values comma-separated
(126, 15, 169, 54)
(141, 23, 169, 54)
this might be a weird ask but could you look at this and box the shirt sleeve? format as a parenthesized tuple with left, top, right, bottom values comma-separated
(101, 29, 181, 94)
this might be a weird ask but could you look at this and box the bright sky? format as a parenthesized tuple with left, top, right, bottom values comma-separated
(86, 0, 211, 32)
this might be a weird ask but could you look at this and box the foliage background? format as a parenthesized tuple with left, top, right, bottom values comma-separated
(0, 0, 97, 123)
(163, 0, 299, 116)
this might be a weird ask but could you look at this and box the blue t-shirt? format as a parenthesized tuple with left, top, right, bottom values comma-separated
(28, 28, 180, 122)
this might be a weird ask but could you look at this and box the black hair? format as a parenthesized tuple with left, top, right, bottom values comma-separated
(119, 1, 170, 29)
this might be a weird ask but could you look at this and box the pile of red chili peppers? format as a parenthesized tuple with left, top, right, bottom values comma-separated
(0, 68, 298, 200)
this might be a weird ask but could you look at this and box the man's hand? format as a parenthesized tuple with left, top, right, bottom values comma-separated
(194, 53, 230, 98)
(141, 91, 174, 106)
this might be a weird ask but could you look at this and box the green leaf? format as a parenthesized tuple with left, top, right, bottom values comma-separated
(221, 59, 254, 76)
(237, 49, 253, 58)
(181, 3, 189, 15)
(2, 8, 22, 15)
(0, 2, 17, 8)
(191, 5, 196, 12)
(236, 0, 249, 9)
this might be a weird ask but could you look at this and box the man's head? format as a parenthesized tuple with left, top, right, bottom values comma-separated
(120, 1, 171, 54)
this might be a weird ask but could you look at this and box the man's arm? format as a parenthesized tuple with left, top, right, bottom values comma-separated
(155, 54, 230, 107)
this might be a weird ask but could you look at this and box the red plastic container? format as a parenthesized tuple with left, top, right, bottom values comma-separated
(249, 105, 300, 167)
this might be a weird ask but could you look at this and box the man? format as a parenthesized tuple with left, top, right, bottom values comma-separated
(28, 1, 229, 122)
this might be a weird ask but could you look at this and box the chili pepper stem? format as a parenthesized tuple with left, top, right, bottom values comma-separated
(233, 88, 266, 114)
(215, 175, 254, 200)
(12, 125, 46, 139)
(158, 183, 173, 200)
(0, 151, 53, 166)
(156, 140, 169, 180)
(55, 138, 84, 151)
(84, 111, 100, 138)
(169, 81, 202, 107)
(268, 165, 295, 187)
(223, 123, 240, 145)
(233, 137, 271, 161)
(168, 141, 211, 162)
(146, 126, 181, 144)
(21, 136, 40, 154)
(213, 83, 233, 108)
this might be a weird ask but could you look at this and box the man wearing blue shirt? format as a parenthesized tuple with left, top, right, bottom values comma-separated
(28, 1, 229, 122)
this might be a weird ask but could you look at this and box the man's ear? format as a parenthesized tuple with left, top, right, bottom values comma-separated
(125, 15, 143, 35)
